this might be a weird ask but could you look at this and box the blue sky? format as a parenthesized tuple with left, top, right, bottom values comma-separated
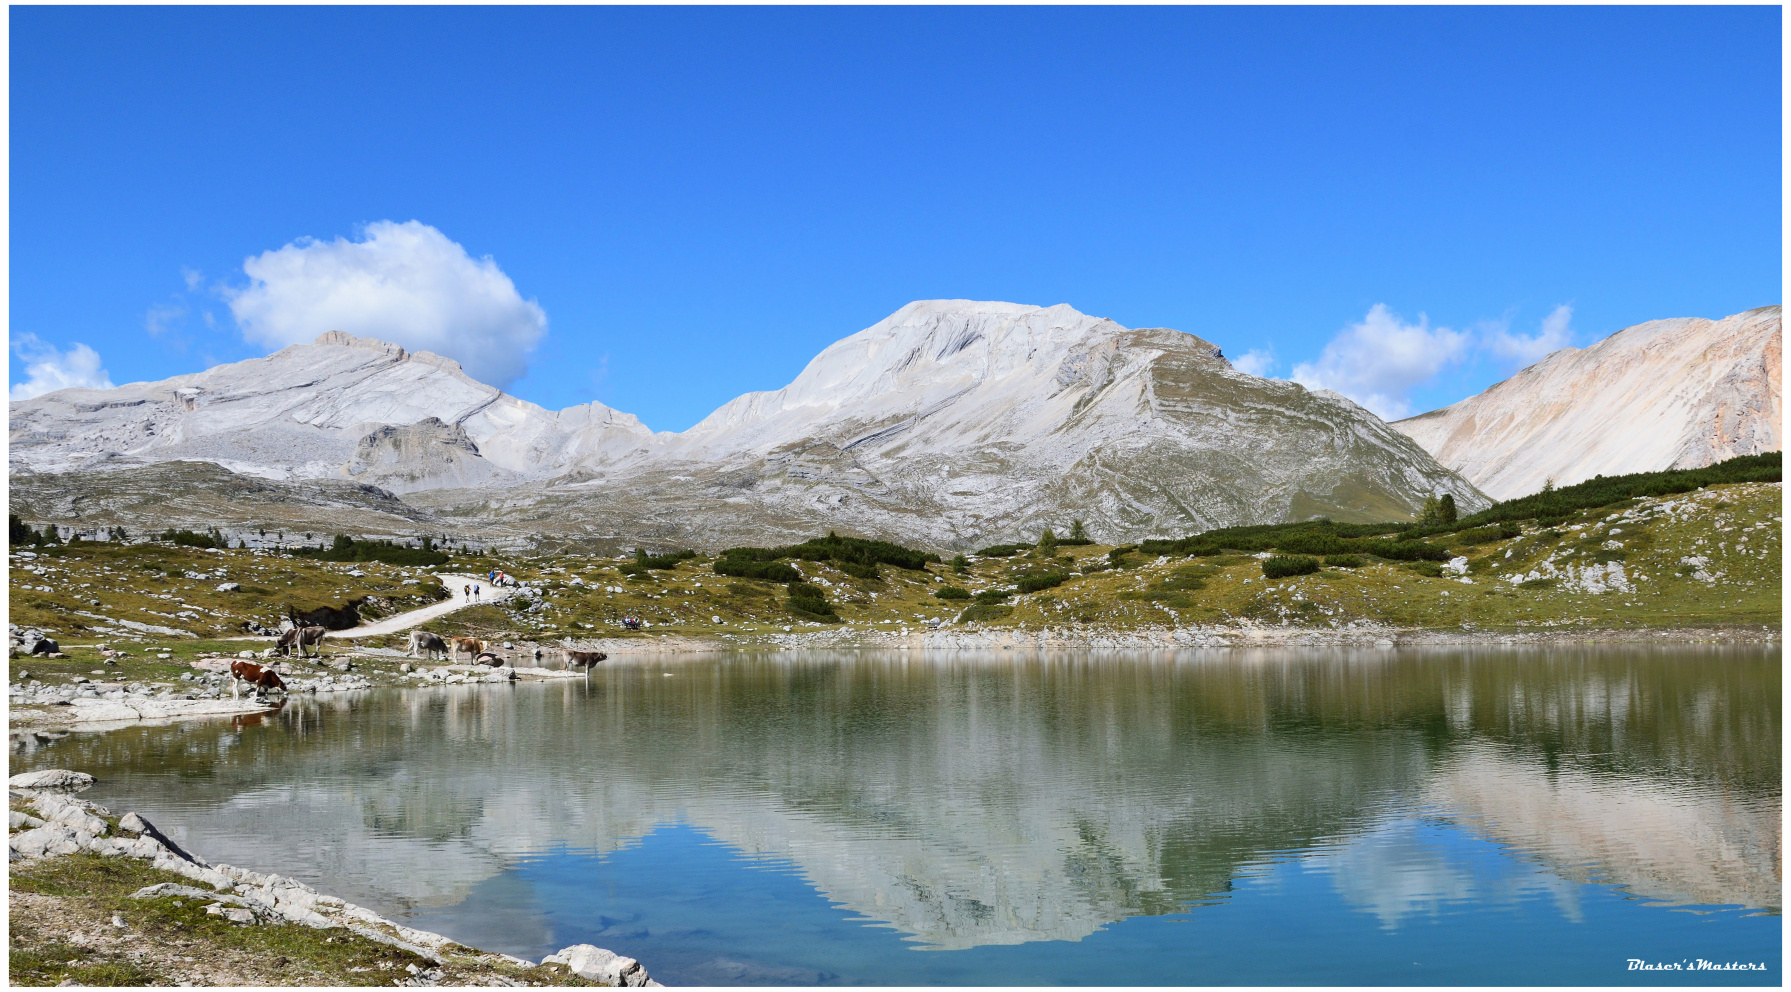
(10, 6, 1781, 428)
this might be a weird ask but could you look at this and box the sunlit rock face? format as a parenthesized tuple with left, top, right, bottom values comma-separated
(1394, 306, 1782, 501)
(8, 302, 1485, 548)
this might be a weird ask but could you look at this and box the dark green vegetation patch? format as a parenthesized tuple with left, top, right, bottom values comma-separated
(715, 532, 938, 583)
(787, 582, 841, 622)
(292, 534, 448, 566)
(1262, 555, 1320, 579)
(1014, 572, 1070, 594)
(1138, 453, 1780, 560)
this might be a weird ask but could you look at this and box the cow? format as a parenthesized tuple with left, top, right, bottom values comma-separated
(565, 648, 607, 673)
(276, 625, 327, 658)
(450, 636, 488, 663)
(229, 660, 287, 698)
(407, 630, 449, 660)
(473, 651, 506, 667)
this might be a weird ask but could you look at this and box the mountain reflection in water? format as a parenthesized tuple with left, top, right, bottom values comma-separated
(10, 646, 1779, 964)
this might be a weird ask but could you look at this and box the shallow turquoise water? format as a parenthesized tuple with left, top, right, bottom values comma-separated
(11, 645, 1781, 985)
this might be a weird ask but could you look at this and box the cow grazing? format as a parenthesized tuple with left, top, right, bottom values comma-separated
(565, 649, 607, 672)
(407, 630, 449, 660)
(451, 637, 488, 663)
(276, 625, 327, 658)
(229, 660, 287, 698)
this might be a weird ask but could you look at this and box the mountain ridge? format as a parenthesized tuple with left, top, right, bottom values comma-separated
(10, 300, 1486, 549)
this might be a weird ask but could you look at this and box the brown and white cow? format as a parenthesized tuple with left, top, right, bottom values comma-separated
(451, 637, 488, 663)
(276, 625, 327, 658)
(407, 630, 449, 660)
(229, 660, 287, 698)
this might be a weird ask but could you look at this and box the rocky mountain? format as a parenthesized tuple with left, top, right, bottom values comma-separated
(1394, 306, 1781, 501)
(9, 301, 1486, 549)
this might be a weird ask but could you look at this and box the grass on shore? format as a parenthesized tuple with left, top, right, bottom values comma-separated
(7, 853, 594, 987)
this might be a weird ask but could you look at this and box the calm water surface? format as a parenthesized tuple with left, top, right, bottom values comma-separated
(11, 646, 1781, 985)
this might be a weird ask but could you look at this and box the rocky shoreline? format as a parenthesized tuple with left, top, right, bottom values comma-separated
(575, 621, 1782, 656)
(7, 770, 659, 987)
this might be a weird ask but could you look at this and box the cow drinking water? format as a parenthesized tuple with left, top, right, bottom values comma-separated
(229, 660, 287, 698)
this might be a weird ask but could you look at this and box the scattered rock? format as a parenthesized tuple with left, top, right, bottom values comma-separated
(217, 581, 241, 592)
(9, 823, 87, 858)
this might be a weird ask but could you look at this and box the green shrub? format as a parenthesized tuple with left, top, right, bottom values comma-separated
(1015, 572, 1068, 594)
(1404, 561, 1445, 578)
(634, 548, 697, 570)
(293, 534, 447, 566)
(973, 589, 1012, 605)
(1107, 545, 1140, 568)
(838, 561, 881, 581)
(957, 603, 1013, 623)
(1262, 555, 1320, 579)
(1519, 577, 1557, 589)
(786, 582, 839, 622)
(1364, 540, 1450, 562)
(934, 585, 972, 600)
(1452, 525, 1521, 546)
(719, 533, 939, 575)
(1323, 554, 1364, 568)
(1274, 532, 1350, 556)
(712, 556, 803, 583)
(161, 527, 223, 549)
(950, 554, 969, 574)
(1037, 529, 1058, 555)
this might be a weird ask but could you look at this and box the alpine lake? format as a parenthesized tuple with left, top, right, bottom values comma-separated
(10, 644, 1780, 986)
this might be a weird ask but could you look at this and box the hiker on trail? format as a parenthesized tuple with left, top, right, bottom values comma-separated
(463, 584, 471, 600)
(474, 584, 481, 603)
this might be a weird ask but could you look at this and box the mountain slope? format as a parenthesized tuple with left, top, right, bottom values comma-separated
(9, 302, 1487, 548)
(1393, 306, 1781, 500)
(7, 331, 657, 493)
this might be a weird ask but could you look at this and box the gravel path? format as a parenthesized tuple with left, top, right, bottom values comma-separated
(328, 574, 514, 640)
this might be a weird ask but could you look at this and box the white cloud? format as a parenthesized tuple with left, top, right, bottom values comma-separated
(224, 220, 547, 388)
(145, 302, 186, 337)
(1486, 304, 1574, 365)
(9, 334, 115, 401)
(1231, 348, 1276, 377)
(1291, 304, 1470, 420)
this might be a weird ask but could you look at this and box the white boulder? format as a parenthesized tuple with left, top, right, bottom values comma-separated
(9, 769, 95, 791)
(543, 944, 651, 987)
